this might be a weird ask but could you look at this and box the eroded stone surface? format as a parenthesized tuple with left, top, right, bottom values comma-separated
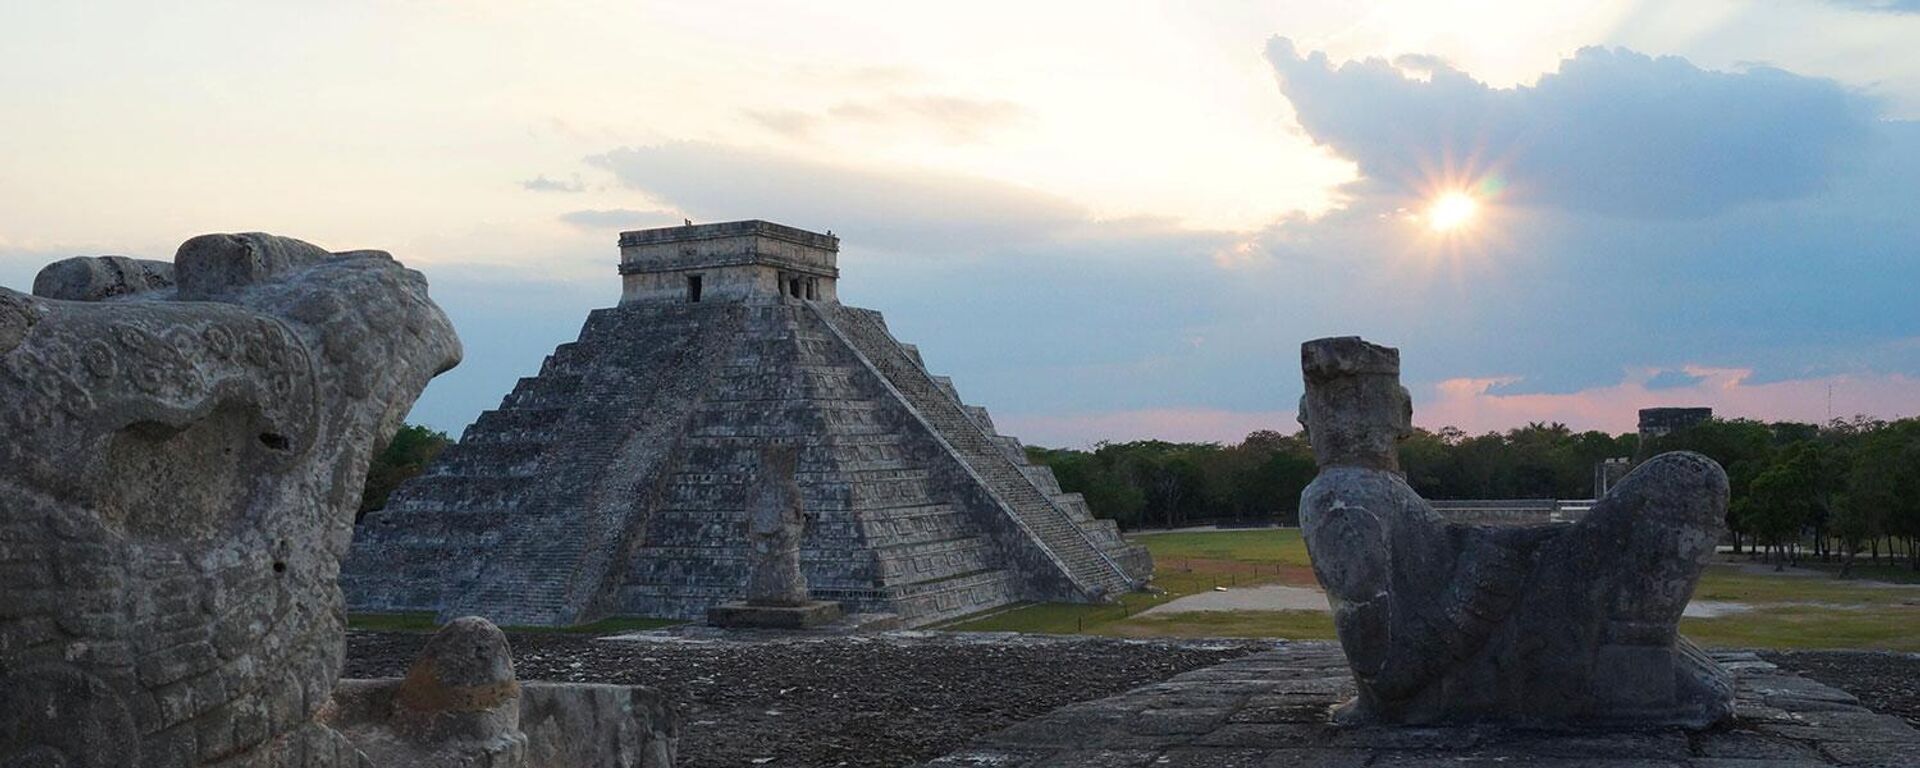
(1295, 336, 1733, 728)
(327, 617, 678, 768)
(0, 233, 460, 767)
(927, 644, 1920, 767)
(745, 446, 809, 607)
(392, 617, 523, 745)
(32, 255, 175, 302)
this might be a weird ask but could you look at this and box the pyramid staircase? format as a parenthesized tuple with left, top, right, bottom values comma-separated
(815, 304, 1141, 598)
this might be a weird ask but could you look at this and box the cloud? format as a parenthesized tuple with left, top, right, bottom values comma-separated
(746, 94, 1030, 144)
(1419, 367, 1920, 434)
(586, 142, 1097, 253)
(520, 174, 585, 193)
(743, 109, 818, 139)
(1266, 37, 1879, 219)
(560, 92, 1918, 442)
(1233, 42, 1920, 410)
(388, 46, 1919, 449)
(827, 95, 1030, 143)
(557, 208, 680, 231)
(1643, 369, 1707, 390)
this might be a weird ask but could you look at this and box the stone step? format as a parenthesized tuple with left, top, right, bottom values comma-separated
(816, 304, 1136, 597)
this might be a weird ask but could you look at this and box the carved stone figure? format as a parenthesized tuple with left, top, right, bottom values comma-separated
(0, 233, 460, 767)
(707, 444, 843, 628)
(1297, 336, 1734, 728)
(745, 446, 809, 607)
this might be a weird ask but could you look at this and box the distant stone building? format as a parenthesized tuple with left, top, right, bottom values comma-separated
(343, 220, 1150, 627)
(1638, 407, 1713, 441)
(1636, 406, 1713, 462)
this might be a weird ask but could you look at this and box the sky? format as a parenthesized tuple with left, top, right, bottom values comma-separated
(3, 1, 1917, 447)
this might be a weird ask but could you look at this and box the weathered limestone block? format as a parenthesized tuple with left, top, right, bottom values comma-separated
(1296, 336, 1733, 728)
(0, 233, 460, 767)
(327, 618, 678, 768)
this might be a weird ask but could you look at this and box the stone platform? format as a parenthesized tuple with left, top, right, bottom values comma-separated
(925, 642, 1920, 767)
(707, 599, 845, 629)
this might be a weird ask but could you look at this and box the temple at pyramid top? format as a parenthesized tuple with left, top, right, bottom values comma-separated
(344, 219, 1151, 628)
(618, 219, 840, 304)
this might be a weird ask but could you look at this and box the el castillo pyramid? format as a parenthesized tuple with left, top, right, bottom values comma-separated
(343, 220, 1151, 627)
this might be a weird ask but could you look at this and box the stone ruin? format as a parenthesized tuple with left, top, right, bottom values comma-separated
(1296, 336, 1734, 728)
(329, 617, 674, 767)
(0, 234, 674, 767)
(706, 446, 846, 628)
(345, 220, 1151, 628)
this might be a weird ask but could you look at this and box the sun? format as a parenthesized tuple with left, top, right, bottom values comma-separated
(1426, 191, 1478, 233)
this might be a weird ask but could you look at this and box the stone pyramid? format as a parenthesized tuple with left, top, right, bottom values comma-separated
(344, 220, 1151, 627)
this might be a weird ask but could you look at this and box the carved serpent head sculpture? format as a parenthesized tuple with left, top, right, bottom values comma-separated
(1, 234, 459, 767)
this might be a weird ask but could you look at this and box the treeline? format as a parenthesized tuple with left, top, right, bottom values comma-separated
(1026, 424, 1630, 530)
(1027, 432, 1319, 532)
(358, 424, 452, 522)
(1029, 417, 1920, 571)
(1643, 417, 1920, 573)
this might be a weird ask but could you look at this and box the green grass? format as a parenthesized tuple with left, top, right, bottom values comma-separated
(348, 613, 683, 634)
(1682, 605, 1920, 652)
(1693, 563, 1920, 607)
(951, 528, 1920, 650)
(1785, 559, 1920, 585)
(1133, 528, 1315, 568)
(951, 528, 1317, 635)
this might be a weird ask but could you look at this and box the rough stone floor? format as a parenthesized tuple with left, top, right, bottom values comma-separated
(345, 629, 1920, 768)
(344, 630, 1269, 768)
(924, 642, 1920, 768)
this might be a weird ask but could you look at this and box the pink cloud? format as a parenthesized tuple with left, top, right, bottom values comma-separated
(1419, 367, 1920, 434)
(993, 368, 1920, 447)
